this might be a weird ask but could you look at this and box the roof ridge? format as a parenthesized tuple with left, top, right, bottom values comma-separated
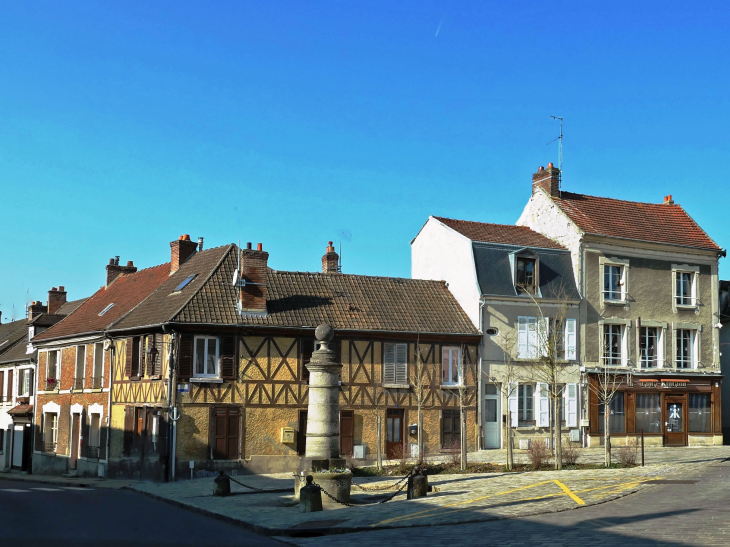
(271, 269, 448, 285)
(435, 216, 537, 230)
(558, 190, 679, 207)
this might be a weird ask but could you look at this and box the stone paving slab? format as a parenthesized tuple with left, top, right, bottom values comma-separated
(129, 446, 730, 537)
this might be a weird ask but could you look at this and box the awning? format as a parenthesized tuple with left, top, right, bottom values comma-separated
(8, 404, 33, 417)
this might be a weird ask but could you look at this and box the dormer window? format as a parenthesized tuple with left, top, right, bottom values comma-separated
(513, 252, 538, 295)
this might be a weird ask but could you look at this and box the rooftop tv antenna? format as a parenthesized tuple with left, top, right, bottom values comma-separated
(547, 115, 563, 187)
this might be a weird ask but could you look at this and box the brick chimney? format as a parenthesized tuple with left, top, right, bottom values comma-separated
(47, 286, 67, 315)
(322, 241, 340, 274)
(532, 163, 561, 197)
(239, 242, 268, 314)
(662, 194, 674, 205)
(106, 258, 137, 287)
(28, 301, 47, 320)
(170, 234, 199, 274)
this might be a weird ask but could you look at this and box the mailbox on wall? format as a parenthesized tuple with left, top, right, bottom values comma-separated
(280, 427, 295, 443)
(409, 423, 418, 436)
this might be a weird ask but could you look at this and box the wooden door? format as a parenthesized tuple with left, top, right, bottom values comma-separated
(212, 407, 240, 460)
(297, 410, 308, 456)
(70, 414, 81, 470)
(664, 395, 687, 446)
(340, 410, 354, 456)
(386, 409, 404, 459)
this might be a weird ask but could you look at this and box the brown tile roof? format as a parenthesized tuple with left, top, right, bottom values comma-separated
(33, 262, 171, 342)
(8, 404, 33, 416)
(552, 192, 721, 251)
(112, 244, 478, 335)
(434, 217, 565, 249)
(56, 297, 89, 316)
(0, 334, 30, 364)
(0, 319, 28, 357)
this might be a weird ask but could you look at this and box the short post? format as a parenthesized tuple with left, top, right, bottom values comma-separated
(299, 476, 323, 513)
(407, 465, 428, 499)
(213, 471, 231, 497)
(641, 429, 645, 467)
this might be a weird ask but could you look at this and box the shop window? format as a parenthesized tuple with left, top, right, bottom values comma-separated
(598, 393, 625, 434)
(689, 393, 711, 432)
(635, 393, 661, 433)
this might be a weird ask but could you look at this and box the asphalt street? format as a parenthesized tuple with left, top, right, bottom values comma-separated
(0, 479, 283, 547)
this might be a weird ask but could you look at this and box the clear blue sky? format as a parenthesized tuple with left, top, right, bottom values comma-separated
(2, 1, 729, 321)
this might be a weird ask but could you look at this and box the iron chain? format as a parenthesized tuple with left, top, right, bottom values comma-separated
(313, 469, 413, 507)
(223, 473, 278, 493)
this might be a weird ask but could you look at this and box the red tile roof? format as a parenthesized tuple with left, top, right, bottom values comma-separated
(434, 217, 565, 249)
(33, 263, 171, 342)
(553, 192, 721, 251)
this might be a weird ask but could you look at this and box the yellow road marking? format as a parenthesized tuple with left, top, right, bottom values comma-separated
(553, 480, 585, 505)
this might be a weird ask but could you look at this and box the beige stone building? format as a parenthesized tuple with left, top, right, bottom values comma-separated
(519, 164, 725, 447)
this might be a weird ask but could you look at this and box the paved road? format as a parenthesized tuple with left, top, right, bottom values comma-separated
(287, 457, 730, 546)
(0, 479, 282, 547)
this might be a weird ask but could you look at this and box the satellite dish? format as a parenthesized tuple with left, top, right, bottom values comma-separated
(232, 269, 239, 287)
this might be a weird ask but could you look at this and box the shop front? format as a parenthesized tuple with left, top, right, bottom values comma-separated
(586, 373, 722, 447)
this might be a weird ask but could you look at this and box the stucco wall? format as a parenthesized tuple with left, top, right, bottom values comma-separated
(411, 216, 483, 328)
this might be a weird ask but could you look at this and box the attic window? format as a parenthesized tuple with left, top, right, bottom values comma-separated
(515, 257, 537, 294)
(98, 303, 115, 316)
(172, 274, 197, 294)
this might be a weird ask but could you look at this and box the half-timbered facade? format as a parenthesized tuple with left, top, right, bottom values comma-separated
(108, 240, 480, 477)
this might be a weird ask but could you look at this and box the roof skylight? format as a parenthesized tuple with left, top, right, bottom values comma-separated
(172, 274, 197, 294)
(98, 303, 115, 316)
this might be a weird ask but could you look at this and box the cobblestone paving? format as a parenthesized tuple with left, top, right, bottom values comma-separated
(284, 448, 730, 546)
(131, 446, 730, 537)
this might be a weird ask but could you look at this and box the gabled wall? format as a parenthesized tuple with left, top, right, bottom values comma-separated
(412, 217, 483, 329)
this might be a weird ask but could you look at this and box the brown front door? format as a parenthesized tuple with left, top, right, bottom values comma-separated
(386, 409, 404, 459)
(340, 411, 354, 456)
(70, 414, 81, 470)
(297, 410, 308, 456)
(212, 407, 240, 460)
(664, 396, 687, 446)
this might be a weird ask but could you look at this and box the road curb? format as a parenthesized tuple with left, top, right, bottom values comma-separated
(0, 472, 134, 490)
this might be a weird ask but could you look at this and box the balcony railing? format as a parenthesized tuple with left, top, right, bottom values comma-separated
(44, 441, 57, 453)
(45, 379, 59, 391)
(92, 377, 102, 389)
(86, 445, 101, 459)
(73, 377, 84, 390)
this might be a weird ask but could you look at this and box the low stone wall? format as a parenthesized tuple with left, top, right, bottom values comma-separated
(32, 451, 69, 475)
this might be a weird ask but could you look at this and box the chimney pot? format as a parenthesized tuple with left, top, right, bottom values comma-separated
(48, 285, 68, 314)
(246, 242, 252, 250)
(115, 256, 120, 265)
(198, 237, 204, 251)
(181, 234, 191, 241)
(109, 258, 115, 265)
(126, 261, 134, 267)
(547, 162, 553, 168)
(538, 165, 545, 171)
(59, 286, 64, 292)
(532, 163, 560, 197)
(322, 241, 340, 274)
(257, 243, 263, 251)
(170, 234, 198, 274)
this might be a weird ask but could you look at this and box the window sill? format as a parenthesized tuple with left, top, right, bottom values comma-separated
(441, 384, 464, 389)
(675, 305, 697, 311)
(604, 299, 627, 306)
(383, 383, 409, 389)
(191, 378, 223, 384)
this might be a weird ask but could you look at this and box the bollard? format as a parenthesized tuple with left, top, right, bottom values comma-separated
(299, 475, 323, 513)
(213, 470, 231, 497)
(407, 465, 428, 499)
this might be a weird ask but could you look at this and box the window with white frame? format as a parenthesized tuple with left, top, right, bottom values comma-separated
(46, 350, 60, 390)
(602, 324, 624, 366)
(675, 329, 697, 369)
(518, 384, 534, 424)
(603, 264, 626, 301)
(74, 345, 86, 389)
(517, 317, 538, 359)
(639, 327, 661, 368)
(384, 342, 407, 385)
(441, 346, 461, 386)
(194, 336, 219, 377)
(675, 271, 696, 307)
(93, 343, 104, 389)
(44, 412, 58, 453)
(515, 257, 537, 294)
(17, 368, 33, 397)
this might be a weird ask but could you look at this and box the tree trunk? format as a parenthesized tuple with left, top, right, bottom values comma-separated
(604, 409, 611, 467)
(376, 414, 383, 471)
(506, 409, 513, 470)
(460, 406, 467, 471)
(549, 395, 555, 457)
(417, 409, 424, 463)
(554, 394, 562, 470)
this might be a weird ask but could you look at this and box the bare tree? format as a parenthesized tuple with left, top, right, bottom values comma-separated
(523, 288, 575, 470)
(587, 362, 629, 467)
(412, 339, 432, 463)
(490, 329, 523, 470)
(457, 344, 477, 470)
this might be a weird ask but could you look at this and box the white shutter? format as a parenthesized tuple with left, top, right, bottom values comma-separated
(508, 382, 518, 427)
(527, 318, 538, 358)
(537, 383, 550, 427)
(395, 343, 408, 385)
(565, 383, 578, 428)
(383, 343, 395, 384)
(565, 319, 576, 360)
(538, 317, 549, 357)
(517, 317, 528, 358)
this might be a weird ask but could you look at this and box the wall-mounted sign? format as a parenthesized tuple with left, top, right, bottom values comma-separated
(638, 379, 690, 389)
(177, 383, 190, 393)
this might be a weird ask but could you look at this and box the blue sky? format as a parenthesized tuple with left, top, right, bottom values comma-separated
(2, 1, 729, 321)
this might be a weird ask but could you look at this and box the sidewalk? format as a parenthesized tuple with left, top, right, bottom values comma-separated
(129, 445, 730, 537)
(0, 469, 137, 489)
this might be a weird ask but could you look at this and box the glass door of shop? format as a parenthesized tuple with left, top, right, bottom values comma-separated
(664, 396, 687, 446)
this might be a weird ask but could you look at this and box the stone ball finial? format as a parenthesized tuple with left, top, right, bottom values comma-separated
(315, 324, 334, 343)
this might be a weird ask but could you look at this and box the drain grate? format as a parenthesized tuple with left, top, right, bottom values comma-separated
(646, 479, 698, 484)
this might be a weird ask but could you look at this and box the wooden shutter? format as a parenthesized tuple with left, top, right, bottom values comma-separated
(178, 335, 194, 380)
(383, 343, 395, 384)
(441, 410, 452, 447)
(6, 370, 12, 400)
(537, 383, 550, 427)
(565, 383, 578, 428)
(395, 343, 407, 385)
(28, 368, 34, 397)
(124, 338, 134, 378)
(339, 410, 354, 455)
(227, 409, 240, 460)
(565, 319, 576, 360)
(220, 335, 236, 380)
(508, 382, 519, 427)
(0, 371, 3, 402)
(151, 334, 162, 376)
(123, 406, 134, 456)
